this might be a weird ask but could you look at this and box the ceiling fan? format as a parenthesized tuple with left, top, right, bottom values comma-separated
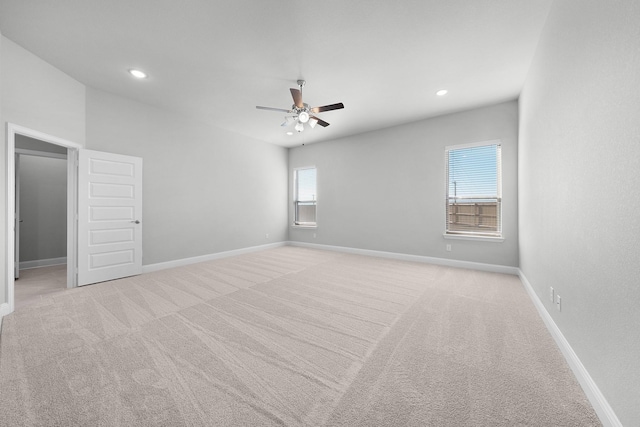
(256, 80, 344, 132)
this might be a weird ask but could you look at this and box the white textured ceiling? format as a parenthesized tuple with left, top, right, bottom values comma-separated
(0, 0, 553, 148)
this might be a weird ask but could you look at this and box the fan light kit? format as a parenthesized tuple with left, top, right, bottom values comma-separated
(256, 80, 344, 133)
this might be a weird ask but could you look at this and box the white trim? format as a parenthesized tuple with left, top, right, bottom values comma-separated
(443, 234, 504, 242)
(7, 124, 82, 149)
(293, 166, 318, 227)
(6, 125, 15, 314)
(518, 270, 622, 427)
(445, 138, 502, 151)
(0, 303, 10, 331)
(67, 149, 79, 289)
(19, 257, 67, 270)
(287, 241, 519, 275)
(5, 123, 81, 316)
(445, 141, 503, 239)
(142, 242, 288, 274)
(0, 303, 10, 319)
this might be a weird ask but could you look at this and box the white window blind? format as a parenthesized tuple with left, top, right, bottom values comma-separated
(294, 167, 317, 226)
(445, 142, 502, 237)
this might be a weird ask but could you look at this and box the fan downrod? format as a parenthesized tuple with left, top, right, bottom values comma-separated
(297, 79, 306, 89)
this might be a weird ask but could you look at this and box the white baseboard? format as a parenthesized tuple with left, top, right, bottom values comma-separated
(19, 257, 67, 270)
(518, 270, 621, 427)
(142, 242, 288, 274)
(287, 241, 520, 275)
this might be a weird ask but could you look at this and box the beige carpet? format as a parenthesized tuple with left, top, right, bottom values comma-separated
(0, 246, 600, 426)
(14, 264, 68, 310)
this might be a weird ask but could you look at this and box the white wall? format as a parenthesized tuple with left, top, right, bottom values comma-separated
(0, 36, 86, 306)
(519, 1, 640, 425)
(289, 101, 519, 267)
(18, 155, 67, 263)
(85, 88, 289, 266)
(0, 37, 86, 144)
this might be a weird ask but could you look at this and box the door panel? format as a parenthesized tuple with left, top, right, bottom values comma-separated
(78, 149, 142, 286)
(89, 228, 134, 245)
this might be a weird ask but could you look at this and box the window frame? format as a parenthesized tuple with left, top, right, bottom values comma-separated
(293, 166, 317, 228)
(444, 140, 503, 240)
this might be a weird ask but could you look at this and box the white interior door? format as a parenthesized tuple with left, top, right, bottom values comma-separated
(78, 149, 143, 286)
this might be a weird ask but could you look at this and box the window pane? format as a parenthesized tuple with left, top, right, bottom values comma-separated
(296, 202, 316, 224)
(445, 144, 501, 237)
(295, 167, 316, 225)
(448, 145, 497, 199)
(296, 168, 316, 201)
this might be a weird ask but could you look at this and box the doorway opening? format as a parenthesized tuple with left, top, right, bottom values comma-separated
(14, 136, 69, 309)
(5, 124, 80, 315)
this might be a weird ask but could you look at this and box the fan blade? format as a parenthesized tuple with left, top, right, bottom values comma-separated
(311, 116, 330, 127)
(310, 102, 344, 113)
(290, 88, 303, 108)
(256, 106, 292, 113)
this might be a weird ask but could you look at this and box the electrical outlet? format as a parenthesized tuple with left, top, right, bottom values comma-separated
(265, 233, 269, 239)
(556, 295, 562, 312)
(313, 233, 317, 238)
(550, 287, 554, 303)
(446, 244, 452, 252)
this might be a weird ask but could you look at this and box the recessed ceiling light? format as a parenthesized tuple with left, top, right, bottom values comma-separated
(128, 69, 148, 79)
(436, 89, 448, 96)
(286, 132, 293, 136)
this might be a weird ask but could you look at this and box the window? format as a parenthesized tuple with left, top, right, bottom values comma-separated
(294, 167, 317, 226)
(445, 141, 502, 238)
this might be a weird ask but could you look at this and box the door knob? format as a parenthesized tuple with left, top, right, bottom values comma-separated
(132, 220, 141, 224)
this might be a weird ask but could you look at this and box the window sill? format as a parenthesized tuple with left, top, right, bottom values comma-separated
(292, 224, 317, 229)
(443, 233, 504, 243)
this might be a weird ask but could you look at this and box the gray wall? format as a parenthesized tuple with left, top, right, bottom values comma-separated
(15, 135, 68, 265)
(289, 101, 519, 267)
(519, 0, 640, 425)
(85, 88, 289, 266)
(18, 155, 67, 262)
(16, 134, 68, 155)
